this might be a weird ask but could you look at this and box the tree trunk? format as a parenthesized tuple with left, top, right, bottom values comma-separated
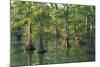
(64, 5, 69, 55)
(38, 23, 46, 65)
(63, 5, 69, 62)
(55, 27, 60, 48)
(26, 17, 35, 65)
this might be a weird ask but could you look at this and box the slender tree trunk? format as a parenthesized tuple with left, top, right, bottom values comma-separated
(74, 12, 80, 50)
(55, 27, 60, 48)
(26, 17, 35, 65)
(38, 23, 46, 65)
(63, 5, 69, 62)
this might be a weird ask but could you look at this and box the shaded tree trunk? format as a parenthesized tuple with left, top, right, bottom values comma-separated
(37, 23, 47, 65)
(55, 27, 60, 48)
(25, 17, 35, 65)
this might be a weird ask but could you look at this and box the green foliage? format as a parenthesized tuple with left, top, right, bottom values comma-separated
(11, 1, 95, 66)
